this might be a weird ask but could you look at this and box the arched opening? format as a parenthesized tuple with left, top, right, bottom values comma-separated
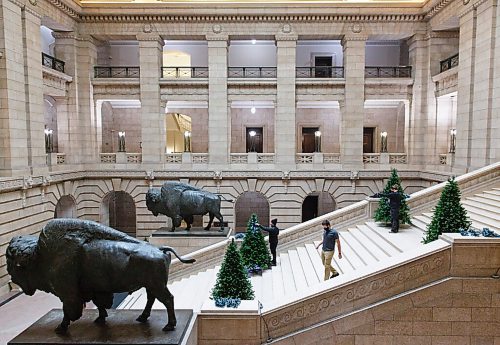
(166, 113, 192, 153)
(54, 195, 76, 218)
(101, 191, 137, 237)
(234, 192, 269, 232)
(302, 192, 336, 223)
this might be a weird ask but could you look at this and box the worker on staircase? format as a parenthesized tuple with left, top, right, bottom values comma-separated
(256, 218, 279, 266)
(316, 219, 342, 280)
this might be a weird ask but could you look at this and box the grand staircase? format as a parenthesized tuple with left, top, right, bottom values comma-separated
(119, 185, 500, 314)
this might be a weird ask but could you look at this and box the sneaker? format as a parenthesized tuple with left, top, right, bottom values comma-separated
(330, 272, 340, 279)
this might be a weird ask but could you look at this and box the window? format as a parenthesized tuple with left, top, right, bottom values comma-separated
(246, 127, 263, 153)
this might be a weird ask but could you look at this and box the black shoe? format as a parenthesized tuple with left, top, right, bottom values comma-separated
(330, 272, 340, 279)
(271, 261, 277, 266)
(388, 231, 398, 233)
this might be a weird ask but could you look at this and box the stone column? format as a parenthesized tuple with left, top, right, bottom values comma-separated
(455, 9, 476, 172)
(341, 36, 366, 168)
(275, 35, 298, 167)
(491, 1, 500, 165)
(0, 0, 29, 176)
(207, 34, 229, 166)
(137, 34, 164, 164)
(408, 33, 434, 167)
(53, 33, 97, 165)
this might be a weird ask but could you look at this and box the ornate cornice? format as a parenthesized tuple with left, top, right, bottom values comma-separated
(46, 0, 80, 19)
(425, 0, 454, 19)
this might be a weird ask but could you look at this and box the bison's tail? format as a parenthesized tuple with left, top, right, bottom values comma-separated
(217, 194, 234, 203)
(160, 246, 196, 264)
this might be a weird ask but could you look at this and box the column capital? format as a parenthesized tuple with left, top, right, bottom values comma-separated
(136, 33, 164, 46)
(341, 35, 368, 47)
(52, 31, 76, 40)
(275, 34, 298, 42)
(206, 33, 229, 42)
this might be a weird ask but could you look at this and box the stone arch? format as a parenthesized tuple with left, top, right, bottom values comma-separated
(54, 195, 77, 219)
(234, 191, 270, 232)
(302, 192, 336, 223)
(101, 191, 137, 237)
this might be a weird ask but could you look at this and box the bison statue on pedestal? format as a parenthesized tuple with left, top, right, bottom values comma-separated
(146, 181, 224, 232)
(6, 218, 195, 334)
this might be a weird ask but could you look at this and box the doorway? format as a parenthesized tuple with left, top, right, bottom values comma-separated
(246, 127, 263, 153)
(302, 195, 318, 222)
(363, 127, 375, 153)
(302, 127, 319, 153)
(314, 56, 332, 78)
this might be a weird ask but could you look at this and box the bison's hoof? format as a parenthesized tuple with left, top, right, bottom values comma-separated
(162, 324, 176, 331)
(55, 325, 68, 335)
(94, 317, 106, 325)
(136, 315, 149, 323)
(204, 227, 210, 231)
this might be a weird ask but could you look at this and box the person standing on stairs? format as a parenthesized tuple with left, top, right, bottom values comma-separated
(381, 185, 403, 233)
(257, 218, 279, 266)
(316, 219, 342, 280)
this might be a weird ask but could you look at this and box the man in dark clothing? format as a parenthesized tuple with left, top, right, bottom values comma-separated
(382, 184, 403, 233)
(257, 218, 279, 266)
(316, 219, 342, 280)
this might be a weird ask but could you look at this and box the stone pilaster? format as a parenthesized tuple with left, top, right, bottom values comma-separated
(341, 36, 366, 168)
(275, 35, 297, 167)
(491, 0, 500, 164)
(408, 33, 434, 167)
(137, 34, 164, 164)
(207, 34, 229, 166)
(0, 0, 29, 176)
(53, 33, 97, 165)
(22, 6, 46, 173)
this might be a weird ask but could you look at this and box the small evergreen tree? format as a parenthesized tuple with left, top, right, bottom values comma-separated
(240, 214, 272, 270)
(374, 168, 411, 225)
(423, 178, 471, 243)
(211, 239, 254, 300)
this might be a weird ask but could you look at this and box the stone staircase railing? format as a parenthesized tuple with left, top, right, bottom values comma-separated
(168, 161, 500, 280)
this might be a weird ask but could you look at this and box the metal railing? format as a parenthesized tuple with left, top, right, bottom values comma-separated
(42, 53, 65, 73)
(365, 66, 412, 78)
(296, 66, 344, 78)
(228, 67, 277, 78)
(94, 66, 140, 78)
(440, 53, 459, 73)
(162, 67, 209, 78)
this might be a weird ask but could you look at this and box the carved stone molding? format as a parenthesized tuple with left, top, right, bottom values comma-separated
(45, 0, 79, 19)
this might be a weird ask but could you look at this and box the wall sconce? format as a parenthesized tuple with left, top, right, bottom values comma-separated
(184, 130, 192, 152)
(118, 131, 126, 152)
(449, 128, 456, 153)
(380, 131, 388, 153)
(314, 130, 322, 152)
(44, 128, 53, 153)
(249, 130, 257, 152)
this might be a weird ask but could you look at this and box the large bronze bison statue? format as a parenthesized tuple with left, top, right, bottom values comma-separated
(146, 181, 224, 232)
(6, 218, 195, 334)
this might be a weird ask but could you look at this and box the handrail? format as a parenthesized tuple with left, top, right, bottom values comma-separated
(228, 67, 277, 78)
(365, 66, 412, 78)
(42, 53, 65, 73)
(440, 53, 459, 73)
(94, 66, 140, 78)
(162, 67, 208, 78)
(296, 66, 344, 78)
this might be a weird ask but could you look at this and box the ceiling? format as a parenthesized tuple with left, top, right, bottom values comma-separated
(77, 0, 425, 4)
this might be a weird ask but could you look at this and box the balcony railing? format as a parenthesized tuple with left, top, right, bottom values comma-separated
(296, 66, 344, 78)
(228, 67, 277, 78)
(42, 53, 65, 73)
(365, 66, 412, 78)
(162, 67, 209, 78)
(94, 66, 140, 78)
(440, 53, 459, 73)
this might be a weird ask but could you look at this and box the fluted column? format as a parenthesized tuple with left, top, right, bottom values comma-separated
(207, 34, 229, 166)
(275, 35, 297, 167)
(137, 34, 165, 164)
(341, 36, 366, 168)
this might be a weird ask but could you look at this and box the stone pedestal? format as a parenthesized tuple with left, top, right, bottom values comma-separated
(8, 309, 193, 345)
(116, 152, 127, 164)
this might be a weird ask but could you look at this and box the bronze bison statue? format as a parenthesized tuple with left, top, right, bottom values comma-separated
(146, 181, 224, 232)
(6, 218, 195, 334)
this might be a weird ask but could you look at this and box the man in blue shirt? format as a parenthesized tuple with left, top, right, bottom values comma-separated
(316, 220, 342, 280)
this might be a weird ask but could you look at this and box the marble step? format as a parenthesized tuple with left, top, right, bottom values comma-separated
(463, 203, 500, 222)
(305, 243, 327, 279)
(472, 194, 500, 207)
(339, 231, 371, 268)
(464, 197, 500, 213)
(288, 249, 309, 292)
(421, 212, 496, 233)
(296, 246, 321, 287)
(465, 210, 500, 232)
(279, 253, 297, 296)
(347, 227, 391, 261)
(355, 224, 401, 257)
(484, 190, 500, 198)
(410, 218, 428, 233)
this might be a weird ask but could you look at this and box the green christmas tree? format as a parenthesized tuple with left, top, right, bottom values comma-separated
(240, 214, 272, 270)
(423, 178, 471, 243)
(211, 239, 254, 300)
(374, 168, 412, 225)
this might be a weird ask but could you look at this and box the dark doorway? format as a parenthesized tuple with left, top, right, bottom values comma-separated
(302, 127, 319, 153)
(302, 195, 318, 222)
(246, 127, 263, 153)
(102, 191, 137, 238)
(314, 56, 332, 78)
(234, 192, 269, 232)
(363, 127, 375, 153)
